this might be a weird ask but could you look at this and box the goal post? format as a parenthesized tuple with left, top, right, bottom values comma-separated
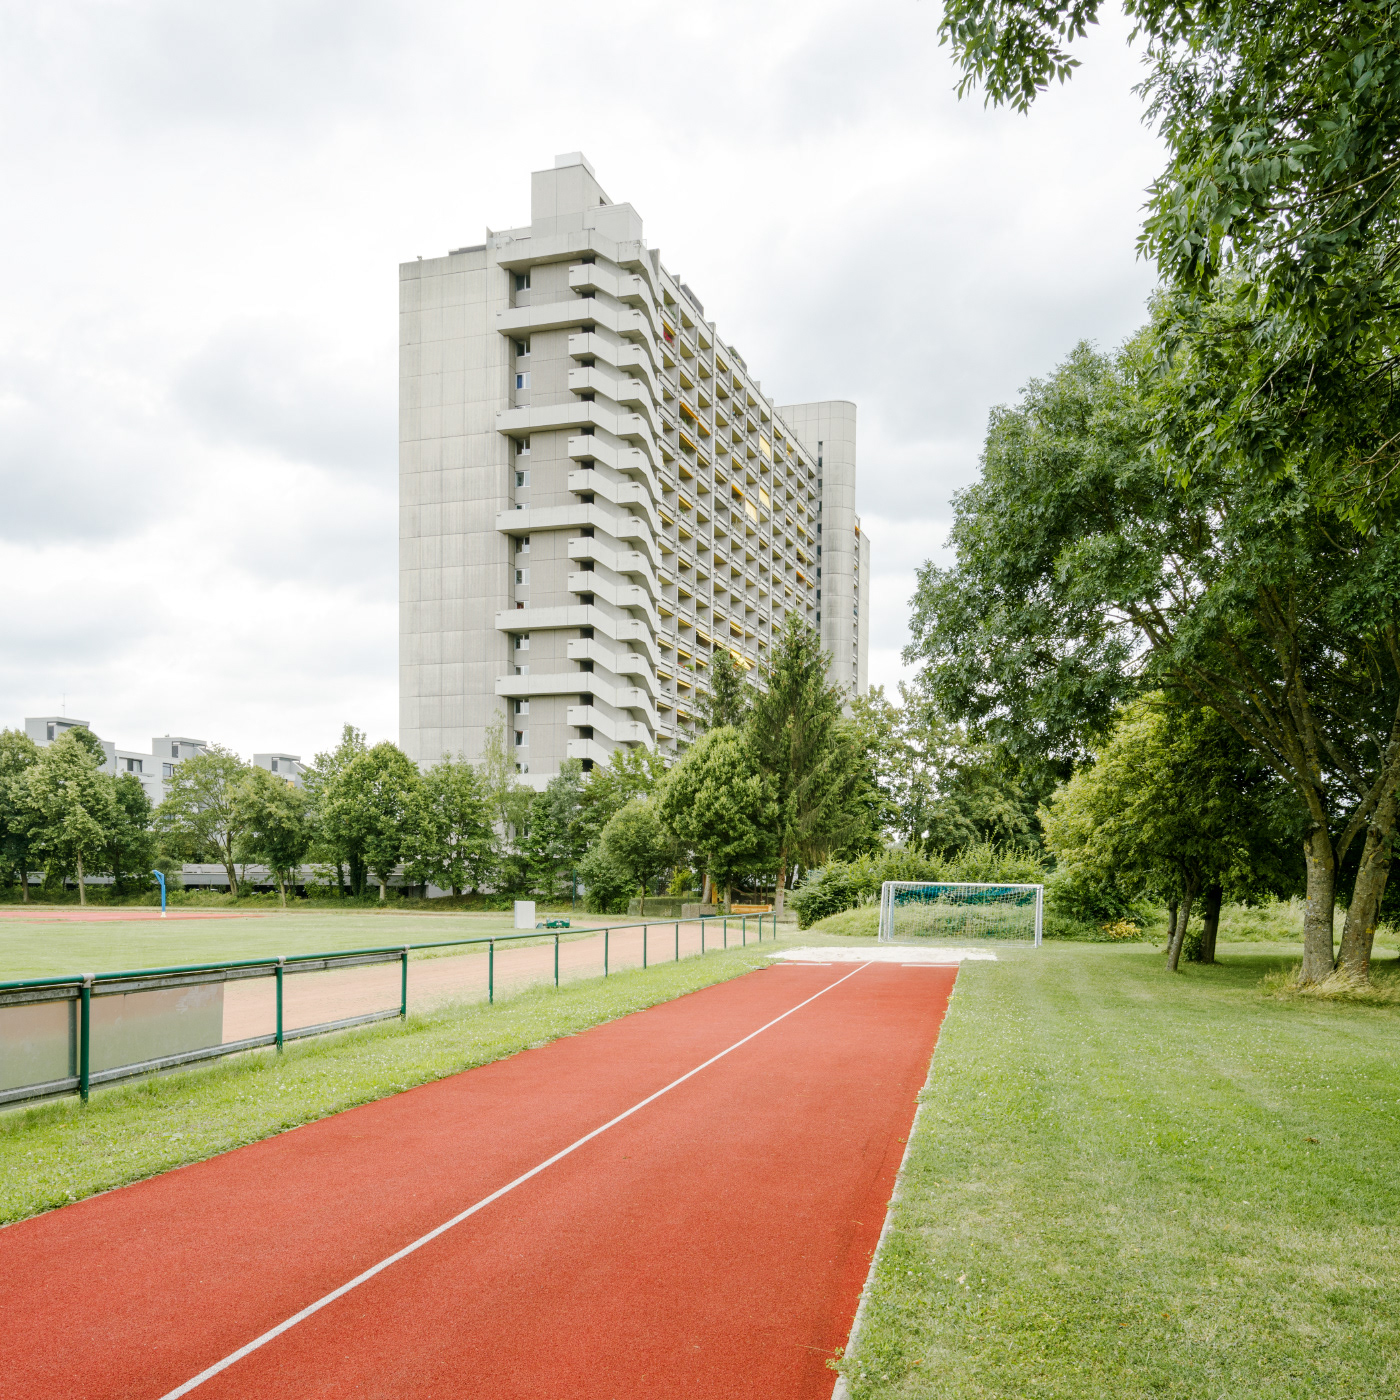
(878, 881, 1044, 945)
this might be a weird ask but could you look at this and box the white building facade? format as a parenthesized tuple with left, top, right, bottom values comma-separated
(399, 154, 870, 784)
(22, 717, 303, 806)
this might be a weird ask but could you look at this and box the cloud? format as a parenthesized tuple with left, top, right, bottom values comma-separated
(175, 319, 394, 477)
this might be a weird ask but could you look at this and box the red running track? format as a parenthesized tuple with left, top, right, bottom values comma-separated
(0, 960, 955, 1400)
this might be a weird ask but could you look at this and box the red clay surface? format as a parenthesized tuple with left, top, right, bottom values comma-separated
(0, 960, 955, 1400)
(0, 908, 268, 922)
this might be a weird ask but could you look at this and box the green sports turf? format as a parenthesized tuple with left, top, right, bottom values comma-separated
(838, 941, 1400, 1398)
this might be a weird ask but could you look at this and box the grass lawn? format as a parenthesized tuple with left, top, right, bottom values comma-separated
(0, 938, 788, 1225)
(0, 907, 637, 980)
(840, 940, 1400, 1398)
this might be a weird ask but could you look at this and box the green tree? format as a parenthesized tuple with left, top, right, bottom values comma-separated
(749, 616, 863, 913)
(1044, 698, 1295, 969)
(657, 727, 777, 912)
(696, 647, 753, 731)
(108, 773, 157, 896)
(303, 724, 368, 896)
(939, 1, 1400, 526)
(327, 742, 421, 901)
(598, 799, 672, 916)
(405, 755, 497, 897)
(25, 729, 121, 905)
(480, 716, 532, 883)
(907, 334, 1400, 984)
(236, 767, 313, 908)
(0, 729, 41, 900)
(523, 759, 590, 899)
(156, 745, 251, 895)
(579, 744, 669, 848)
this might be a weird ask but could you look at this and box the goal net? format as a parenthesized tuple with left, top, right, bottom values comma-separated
(878, 882, 1044, 945)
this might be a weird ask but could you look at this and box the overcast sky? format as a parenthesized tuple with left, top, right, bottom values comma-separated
(0, 1, 1162, 762)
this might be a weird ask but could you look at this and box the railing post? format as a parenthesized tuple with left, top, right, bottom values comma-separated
(79, 975, 93, 1103)
(400, 945, 409, 1021)
(554, 932, 560, 988)
(489, 939, 494, 1004)
(604, 927, 610, 977)
(743, 916, 747, 947)
(701, 920, 706, 955)
(675, 921, 679, 962)
(276, 957, 285, 1051)
(643, 921, 647, 970)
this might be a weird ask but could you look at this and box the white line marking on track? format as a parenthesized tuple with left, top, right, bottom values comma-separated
(158, 962, 872, 1398)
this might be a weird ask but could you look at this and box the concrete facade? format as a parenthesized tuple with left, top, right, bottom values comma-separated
(399, 154, 870, 785)
(22, 718, 303, 805)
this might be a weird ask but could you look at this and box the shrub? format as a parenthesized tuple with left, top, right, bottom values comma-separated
(790, 844, 1049, 929)
(578, 843, 632, 915)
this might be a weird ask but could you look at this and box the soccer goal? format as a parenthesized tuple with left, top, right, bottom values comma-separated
(878, 881, 1044, 945)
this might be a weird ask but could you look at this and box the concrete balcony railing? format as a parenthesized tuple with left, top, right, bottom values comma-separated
(566, 638, 660, 698)
(567, 467, 663, 537)
(565, 705, 651, 745)
(494, 503, 663, 572)
(568, 537, 660, 601)
(494, 604, 660, 668)
(567, 571, 662, 634)
(494, 672, 659, 731)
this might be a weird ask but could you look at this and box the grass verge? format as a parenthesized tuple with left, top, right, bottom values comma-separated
(840, 942, 1400, 1398)
(0, 941, 777, 1226)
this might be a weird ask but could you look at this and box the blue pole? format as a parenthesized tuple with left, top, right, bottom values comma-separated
(151, 869, 166, 917)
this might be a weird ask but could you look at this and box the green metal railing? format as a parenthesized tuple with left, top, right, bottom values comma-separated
(0, 913, 773, 1108)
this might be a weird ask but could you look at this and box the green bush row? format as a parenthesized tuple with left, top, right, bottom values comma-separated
(789, 844, 1050, 929)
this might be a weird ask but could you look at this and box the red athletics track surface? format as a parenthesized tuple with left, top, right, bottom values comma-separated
(0, 960, 955, 1400)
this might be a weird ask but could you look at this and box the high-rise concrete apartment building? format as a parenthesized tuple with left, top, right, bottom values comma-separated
(399, 154, 870, 784)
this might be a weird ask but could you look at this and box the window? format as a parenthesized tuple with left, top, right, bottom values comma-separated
(516, 470, 530, 488)
(46, 723, 55, 740)
(579, 659, 594, 673)
(125, 758, 142, 773)
(579, 592, 594, 605)
(515, 568, 529, 584)
(580, 626, 594, 638)
(518, 536, 530, 554)
(580, 392, 594, 402)
(515, 730, 528, 747)
(271, 758, 280, 772)
(515, 339, 530, 356)
(581, 323, 595, 334)
(578, 726, 594, 740)
(162, 762, 175, 779)
(516, 601, 525, 610)
(580, 426, 594, 436)
(171, 743, 179, 757)
(579, 693, 594, 706)
(518, 436, 531, 456)
(580, 560, 594, 572)
(580, 527, 594, 538)
(515, 372, 531, 390)
(514, 700, 529, 715)
(514, 634, 530, 651)
(514, 272, 531, 291)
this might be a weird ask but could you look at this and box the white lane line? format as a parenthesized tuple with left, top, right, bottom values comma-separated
(159, 962, 872, 1398)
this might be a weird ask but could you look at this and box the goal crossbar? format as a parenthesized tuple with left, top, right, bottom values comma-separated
(878, 881, 1044, 946)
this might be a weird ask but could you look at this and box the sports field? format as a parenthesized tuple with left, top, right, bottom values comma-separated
(0, 954, 957, 1398)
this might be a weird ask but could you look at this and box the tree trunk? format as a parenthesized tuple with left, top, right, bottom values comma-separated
(336, 861, 347, 898)
(1300, 824, 1338, 984)
(19, 866, 28, 902)
(1197, 884, 1223, 964)
(723, 880, 732, 914)
(276, 873, 287, 910)
(773, 843, 788, 917)
(639, 887, 646, 917)
(1336, 786, 1397, 985)
(1165, 881, 1198, 973)
(378, 875, 387, 902)
(221, 842, 240, 899)
(76, 853, 86, 907)
(1165, 897, 1178, 952)
(701, 871, 714, 906)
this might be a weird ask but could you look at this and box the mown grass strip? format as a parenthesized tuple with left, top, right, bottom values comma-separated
(0, 942, 777, 1226)
(840, 942, 1400, 1399)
